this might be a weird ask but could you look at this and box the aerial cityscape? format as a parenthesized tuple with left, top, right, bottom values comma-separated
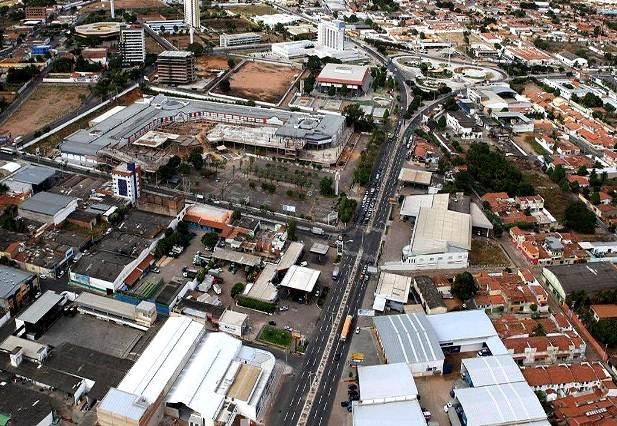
(0, 0, 616, 424)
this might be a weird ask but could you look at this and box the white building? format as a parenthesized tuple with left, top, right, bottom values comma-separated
(220, 32, 261, 48)
(184, 0, 200, 30)
(98, 317, 275, 426)
(218, 309, 248, 337)
(112, 162, 142, 203)
(119, 25, 145, 65)
(145, 19, 186, 34)
(445, 111, 483, 140)
(18, 191, 78, 226)
(318, 19, 345, 51)
(373, 272, 411, 312)
(555, 51, 588, 68)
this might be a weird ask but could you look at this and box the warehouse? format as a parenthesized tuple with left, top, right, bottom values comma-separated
(352, 363, 425, 426)
(75, 292, 157, 331)
(0, 335, 49, 363)
(246, 263, 278, 303)
(541, 263, 617, 303)
(316, 63, 370, 96)
(15, 290, 65, 339)
(7, 164, 56, 194)
(373, 272, 411, 312)
(454, 382, 549, 426)
(18, 191, 78, 226)
(413, 276, 447, 315)
(460, 355, 525, 388)
(372, 313, 445, 376)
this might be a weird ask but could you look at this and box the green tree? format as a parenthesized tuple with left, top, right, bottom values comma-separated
(319, 176, 334, 196)
(564, 201, 597, 234)
(437, 115, 447, 131)
(287, 219, 297, 241)
(337, 194, 357, 224)
(189, 147, 203, 170)
(231, 282, 246, 298)
(232, 209, 241, 221)
(452, 272, 477, 301)
(187, 42, 204, 56)
(201, 232, 219, 249)
(219, 79, 231, 93)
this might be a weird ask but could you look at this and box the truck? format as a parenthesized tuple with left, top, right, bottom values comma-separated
(332, 266, 340, 281)
(213, 284, 222, 295)
(169, 245, 184, 257)
(311, 227, 325, 236)
(193, 252, 211, 266)
(182, 268, 198, 279)
(340, 315, 353, 342)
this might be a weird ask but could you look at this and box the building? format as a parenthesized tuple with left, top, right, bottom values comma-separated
(352, 363, 425, 426)
(8, 165, 56, 193)
(555, 51, 588, 68)
(156, 50, 196, 85)
(25, 6, 48, 21)
(219, 32, 261, 48)
(372, 313, 445, 376)
(318, 19, 345, 51)
(98, 316, 275, 426)
(119, 25, 145, 65)
(413, 276, 447, 315)
(279, 265, 320, 296)
(0, 265, 38, 313)
(316, 63, 370, 96)
(0, 381, 55, 425)
(0, 335, 49, 363)
(373, 272, 411, 312)
(18, 191, 78, 226)
(541, 263, 617, 303)
(183, 203, 233, 235)
(14, 290, 64, 339)
(145, 19, 186, 34)
(184, 0, 200, 30)
(75, 292, 157, 330)
(461, 355, 525, 388)
(218, 309, 248, 337)
(591, 304, 617, 322)
(504, 334, 586, 365)
(112, 162, 142, 203)
(445, 111, 482, 140)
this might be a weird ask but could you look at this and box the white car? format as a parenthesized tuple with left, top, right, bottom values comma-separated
(355, 327, 360, 334)
(39, 274, 48, 280)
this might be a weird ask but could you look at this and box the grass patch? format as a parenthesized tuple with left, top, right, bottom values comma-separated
(236, 295, 276, 313)
(523, 170, 573, 222)
(530, 139, 549, 155)
(258, 325, 292, 347)
(469, 240, 509, 266)
(228, 3, 277, 16)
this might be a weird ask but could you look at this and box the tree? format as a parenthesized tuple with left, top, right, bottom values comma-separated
(232, 209, 241, 221)
(437, 115, 447, 131)
(187, 42, 204, 56)
(303, 75, 315, 93)
(201, 232, 219, 249)
(189, 147, 203, 169)
(564, 201, 596, 234)
(590, 191, 601, 205)
(452, 272, 477, 301)
(227, 57, 236, 68)
(337, 194, 357, 224)
(287, 219, 297, 241)
(319, 176, 334, 196)
(231, 282, 245, 298)
(219, 79, 231, 93)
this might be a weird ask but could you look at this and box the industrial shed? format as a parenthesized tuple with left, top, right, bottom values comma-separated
(542, 263, 617, 303)
(461, 355, 525, 388)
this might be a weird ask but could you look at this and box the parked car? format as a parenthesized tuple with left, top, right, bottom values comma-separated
(279, 305, 289, 312)
(340, 401, 350, 408)
(355, 327, 360, 334)
(268, 321, 277, 326)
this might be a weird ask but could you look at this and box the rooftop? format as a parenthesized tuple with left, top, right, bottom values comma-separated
(0, 265, 34, 300)
(461, 355, 525, 387)
(16, 290, 63, 325)
(410, 207, 471, 255)
(279, 265, 321, 293)
(358, 363, 417, 403)
(18, 191, 77, 216)
(544, 263, 617, 294)
(375, 273, 411, 304)
(317, 63, 369, 84)
(11, 165, 55, 185)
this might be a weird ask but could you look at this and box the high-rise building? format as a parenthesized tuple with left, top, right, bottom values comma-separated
(119, 25, 145, 65)
(317, 19, 345, 51)
(112, 163, 142, 203)
(156, 50, 196, 85)
(184, 0, 200, 30)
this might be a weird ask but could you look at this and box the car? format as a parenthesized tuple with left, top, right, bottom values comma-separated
(268, 320, 277, 326)
(58, 270, 65, 278)
(355, 327, 360, 334)
(348, 384, 358, 391)
(346, 405, 352, 412)
(279, 305, 289, 312)
(39, 274, 48, 280)
(284, 326, 293, 332)
(340, 401, 350, 408)
(151, 267, 160, 274)
(314, 290, 320, 297)
(334, 352, 341, 361)
(423, 411, 432, 421)
(443, 405, 449, 413)
(300, 261, 308, 267)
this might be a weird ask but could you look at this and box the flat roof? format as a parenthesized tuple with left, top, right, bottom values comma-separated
(414, 276, 446, 310)
(227, 363, 261, 401)
(99, 387, 148, 421)
(317, 63, 369, 85)
(19, 191, 77, 216)
(544, 263, 617, 295)
(398, 168, 432, 185)
(220, 309, 247, 327)
(158, 50, 193, 58)
(0, 265, 34, 300)
(246, 263, 278, 302)
(455, 382, 549, 426)
(353, 399, 426, 426)
(12, 165, 55, 185)
(0, 335, 48, 360)
(279, 265, 320, 293)
(373, 313, 445, 365)
(309, 242, 329, 255)
(75, 291, 137, 319)
(358, 363, 417, 402)
(410, 207, 471, 255)
(400, 193, 449, 218)
(118, 316, 205, 404)
(277, 241, 304, 271)
(375, 273, 411, 304)
(212, 248, 261, 267)
(426, 310, 499, 343)
(462, 355, 525, 387)
(17, 290, 63, 325)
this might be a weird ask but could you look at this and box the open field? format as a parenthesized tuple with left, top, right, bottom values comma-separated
(469, 240, 510, 266)
(215, 60, 299, 104)
(227, 3, 277, 16)
(81, 0, 166, 11)
(203, 17, 257, 32)
(196, 55, 230, 78)
(258, 325, 292, 348)
(0, 85, 90, 138)
(522, 168, 574, 222)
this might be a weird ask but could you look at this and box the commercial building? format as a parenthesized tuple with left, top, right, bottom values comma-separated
(98, 316, 275, 426)
(318, 19, 345, 51)
(0, 335, 49, 363)
(541, 263, 617, 303)
(461, 355, 525, 388)
(373, 272, 411, 312)
(352, 363, 425, 426)
(372, 313, 445, 375)
(445, 111, 483, 140)
(75, 292, 157, 330)
(14, 290, 64, 339)
(119, 25, 145, 65)
(112, 162, 142, 203)
(279, 265, 320, 295)
(316, 63, 370, 96)
(218, 309, 248, 337)
(156, 50, 196, 85)
(6, 165, 56, 194)
(18, 191, 78, 226)
(0, 265, 38, 313)
(220, 32, 262, 48)
(145, 19, 186, 34)
(184, 0, 200, 30)
(413, 276, 447, 315)
(246, 263, 278, 303)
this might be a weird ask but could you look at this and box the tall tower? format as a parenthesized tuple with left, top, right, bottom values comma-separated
(184, 0, 200, 32)
(110, 0, 115, 19)
(318, 19, 345, 51)
(119, 25, 145, 65)
(112, 163, 142, 203)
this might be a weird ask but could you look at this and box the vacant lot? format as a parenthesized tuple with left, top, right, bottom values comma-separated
(523, 169, 574, 222)
(228, 3, 277, 16)
(469, 240, 510, 267)
(258, 325, 292, 348)
(215, 60, 299, 104)
(203, 17, 256, 32)
(0, 85, 90, 138)
(81, 0, 166, 11)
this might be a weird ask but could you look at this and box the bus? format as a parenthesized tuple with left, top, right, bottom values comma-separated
(341, 315, 353, 342)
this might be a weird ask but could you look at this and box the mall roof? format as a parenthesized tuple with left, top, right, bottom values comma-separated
(0, 265, 34, 299)
(352, 399, 426, 426)
(461, 355, 525, 387)
(19, 191, 77, 216)
(373, 313, 445, 365)
(279, 265, 320, 292)
(358, 363, 417, 403)
(117, 316, 205, 404)
(410, 207, 471, 255)
(455, 382, 549, 426)
(16, 290, 63, 325)
(375, 273, 412, 304)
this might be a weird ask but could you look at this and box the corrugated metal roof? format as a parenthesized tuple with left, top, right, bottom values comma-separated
(18, 191, 77, 216)
(75, 292, 136, 319)
(462, 355, 525, 388)
(98, 387, 149, 421)
(358, 363, 417, 402)
(17, 290, 63, 325)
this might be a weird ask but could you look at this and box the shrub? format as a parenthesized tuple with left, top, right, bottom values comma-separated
(236, 296, 276, 313)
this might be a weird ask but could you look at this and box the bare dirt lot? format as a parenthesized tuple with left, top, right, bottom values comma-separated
(0, 85, 90, 138)
(81, 0, 166, 11)
(215, 60, 299, 104)
(196, 55, 229, 79)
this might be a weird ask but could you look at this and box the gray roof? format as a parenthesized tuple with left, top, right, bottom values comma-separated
(71, 251, 136, 281)
(12, 165, 56, 185)
(99, 387, 149, 421)
(19, 191, 78, 216)
(61, 94, 344, 157)
(76, 291, 136, 319)
(17, 290, 63, 324)
(158, 50, 193, 58)
(373, 313, 445, 365)
(545, 263, 617, 295)
(461, 355, 525, 387)
(414, 276, 446, 310)
(0, 265, 34, 299)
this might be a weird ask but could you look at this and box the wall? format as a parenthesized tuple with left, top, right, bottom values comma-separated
(562, 302, 608, 362)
